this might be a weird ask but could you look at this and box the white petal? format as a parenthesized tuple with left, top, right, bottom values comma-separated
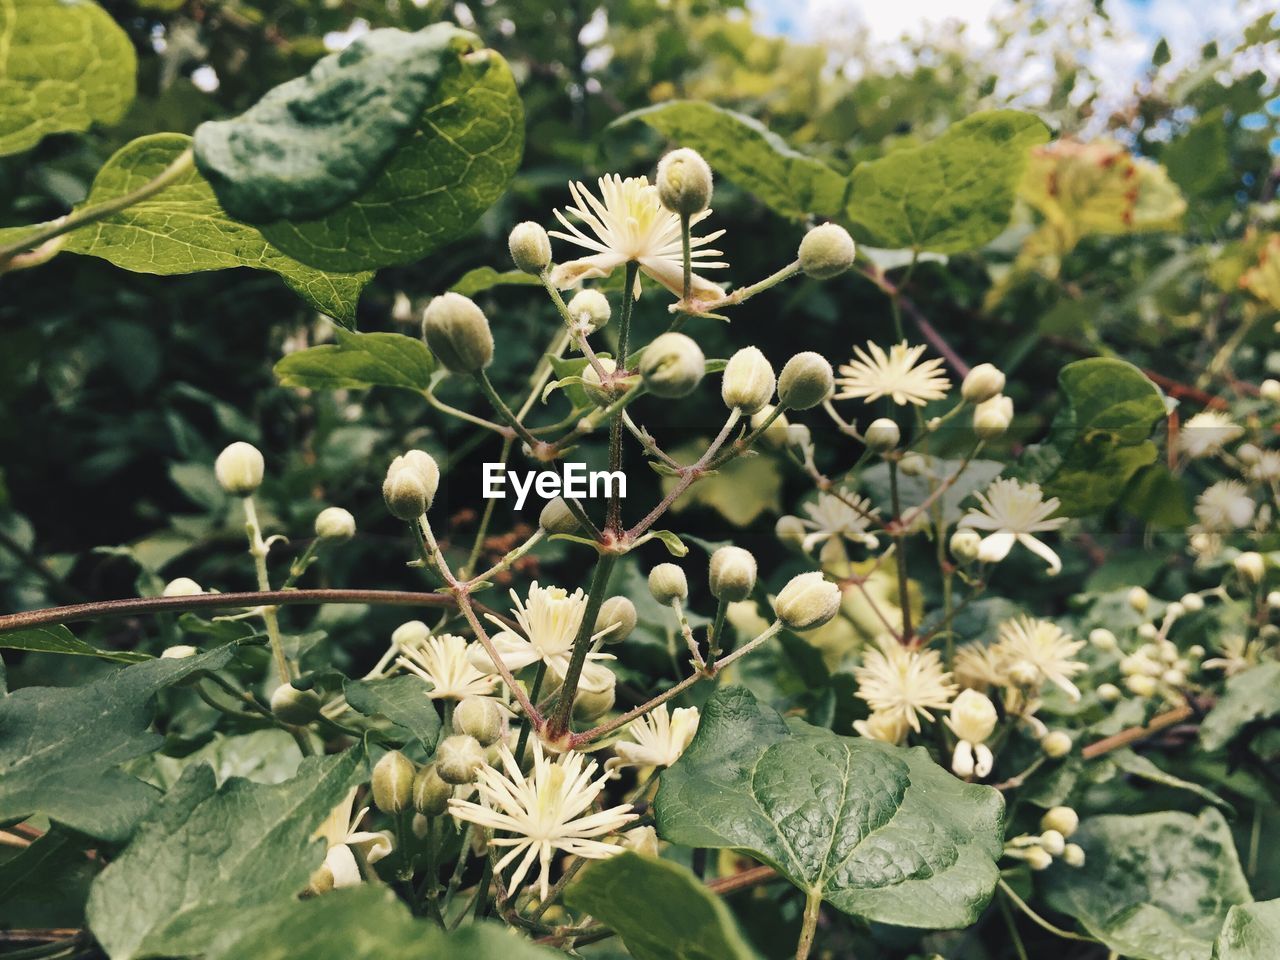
(977, 531, 1015, 564)
(1017, 533, 1062, 575)
(325, 844, 362, 889)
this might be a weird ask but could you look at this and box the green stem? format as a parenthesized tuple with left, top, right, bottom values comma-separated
(887, 461, 913, 643)
(795, 890, 822, 960)
(463, 437, 513, 578)
(473, 371, 542, 451)
(546, 552, 617, 740)
(241, 496, 292, 683)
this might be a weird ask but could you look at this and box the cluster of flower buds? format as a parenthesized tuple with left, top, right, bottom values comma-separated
(383, 450, 441, 521)
(1004, 806, 1085, 870)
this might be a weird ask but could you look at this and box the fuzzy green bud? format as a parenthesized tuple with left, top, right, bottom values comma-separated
(709, 546, 758, 602)
(1235, 551, 1265, 584)
(1088, 627, 1117, 650)
(721, 346, 775, 414)
(640, 332, 705, 398)
(595, 596, 638, 644)
(864, 417, 900, 452)
(572, 662, 616, 721)
(422, 292, 494, 373)
(539, 496, 580, 535)
(392, 620, 431, 648)
(1262, 379, 1280, 402)
(508, 221, 552, 274)
(215, 441, 264, 496)
(314, 506, 356, 541)
(383, 465, 428, 521)
(1097, 682, 1122, 703)
(453, 697, 504, 746)
(581, 357, 635, 407)
(949, 528, 981, 563)
(435, 734, 487, 785)
(777, 351, 834, 410)
(412, 763, 452, 816)
(972, 394, 1013, 439)
(270, 684, 321, 725)
(751, 404, 790, 449)
(1127, 586, 1150, 613)
(1040, 806, 1079, 838)
(961, 363, 1006, 404)
(798, 223, 856, 279)
(1041, 730, 1073, 758)
(656, 147, 713, 215)
(1062, 843, 1086, 867)
(160, 644, 199, 659)
(774, 571, 841, 630)
(649, 563, 688, 604)
(567, 289, 611, 331)
(163, 577, 203, 598)
(372, 750, 416, 814)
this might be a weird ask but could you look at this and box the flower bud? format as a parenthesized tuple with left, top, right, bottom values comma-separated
(270, 684, 321, 725)
(422, 292, 494, 373)
(314, 506, 356, 541)
(961, 363, 1006, 404)
(1127, 586, 1150, 613)
(624, 825, 661, 857)
(435, 734, 487, 785)
(595, 596, 638, 645)
(778, 351, 834, 410)
(798, 223, 856, 279)
(572, 662, 616, 721)
(215, 441, 264, 496)
(785, 423, 812, 451)
(163, 577, 203, 598)
(649, 563, 688, 604)
(776, 515, 807, 550)
(160, 644, 198, 659)
(656, 148, 713, 215)
(539, 497, 580, 535)
(372, 750, 416, 814)
(1041, 730, 1072, 758)
(412, 763, 453, 816)
(709, 546, 758, 602)
(774, 571, 841, 630)
(453, 697, 504, 746)
(1126, 674, 1157, 697)
(640, 332, 705, 398)
(1180, 592, 1205, 613)
(1062, 843, 1086, 867)
(1039, 829, 1066, 856)
(1269, 591, 1280, 609)
(567, 289, 611, 331)
(949, 528, 982, 562)
(1238, 443, 1262, 464)
(899, 452, 927, 476)
(383, 466, 429, 521)
(1235, 551, 1265, 584)
(751, 404, 790, 449)
(1097, 682, 1122, 703)
(508, 221, 551, 274)
(972, 395, 1013, 439)
(581, 357, 620, 407)
(1262, 379, 1280, 402)
(721, 347, 776, 414)
(1041, 806, 1079, 838)
(1088, 628, 1117, 651)
(1025, 845, 1053, 870)
(1162, 668, 1186, 687)
(864, 417, 900, 452)
(947, 689, 997, 744)
(392, 620, 431, 648)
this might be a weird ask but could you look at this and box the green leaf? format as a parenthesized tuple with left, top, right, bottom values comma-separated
(450, 266, 543, 297)
(845, 110, 1050, 253)
(86, 749, 363, 960)
(654, 687, 1005, 928)
(0, 825, 96, 926)
(207, 885, 557, 960)
(564, 852, 761, 960)
(0, 646, 236, 842)
(1024, 358, 1167, 515)
(1200, 661, 1280, 751)
(646, 529, 689, 557)
(1042, 809, 1252, 960)
(274, 330, 435, 392)
(59, 134, 370, 326)
(0, 0, 137, 155)
(344, 675, 442, 751)
(1215, 900, 1280, 960)
(0, 623, 150, 663)
(1108, 749, 1233, 813)
(614, 100, 848, 220)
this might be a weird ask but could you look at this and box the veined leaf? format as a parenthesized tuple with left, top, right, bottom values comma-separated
(275, 330, 435, 392)
(450, 266, 542, 297)
(0, 624, 150, 663)
(1200, 661, 1280, 751)
(1215, 900, 1280, 960)
(343, 675, 442, 751)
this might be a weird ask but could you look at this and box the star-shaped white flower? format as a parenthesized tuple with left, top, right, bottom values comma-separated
(1178, 411, 1242, 459)
(958, 477, 1068, 575)
(548, 175, 727, 301)
(798, 492, 881, 553)
(477, 582, 616, 679)
(313, 788, 393, 889)
(606, 705, 700, 776)
(834, 341, 951, 406)
(993, 616, 1087, 701)
(853, 636, 957, 732)
(448, 739, 637, 901)
(1194, 480, 1255, 532)
(396, 632, 497, 700)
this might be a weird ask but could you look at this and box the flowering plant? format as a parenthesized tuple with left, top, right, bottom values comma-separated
(2, 6, 1280, 960)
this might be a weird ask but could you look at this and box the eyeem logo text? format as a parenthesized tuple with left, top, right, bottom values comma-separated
(482, 463, 626, 510)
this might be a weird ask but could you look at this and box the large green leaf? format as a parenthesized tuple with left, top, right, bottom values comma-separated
(615, 100, 848, 220)
(1215, 900, 1280, 960)
(55, 134, 370, 326)
(0, 646, 236, 842)
(343, 675, 442, 751)
(0, 0, 136, 155)
(0, 623, 150, 663)
(1023, 358, 1167, 515)
(86, 749, 363, 960)
(566, 852, 760, 960)
(1200, 662, 1280, 751)
(274, 330, 435, 392)
(1042, 809, 1252, 960)
(845, 110, 1049, 253)
(654, 686, 1005, 928)
(207, 885, 558, 960)
(1108, 749, 1233, 813)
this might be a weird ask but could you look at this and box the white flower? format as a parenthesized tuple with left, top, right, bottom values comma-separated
(396, 633, 497, 700)
(798, 492, 881, 553)
(1194, 480, 1256, 532)
(953, 643, 1005, 691)
(852, 710, 910, 744)
(478, 582, 616, 679)
(313, 788, 394, 888)
(958, 478, 1068, 575)
(946, 689, 997, 779)
(853, 636, 957, 732)
(447, 739, 637, 901)
(1249, 450, 1280, 483)
(993, 616, 1087, 701)
(548, 175, 727, 301)
(1178, 411, 1242, 459)
(834, 341, 951, 406)
(606, 705, 700, 776)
